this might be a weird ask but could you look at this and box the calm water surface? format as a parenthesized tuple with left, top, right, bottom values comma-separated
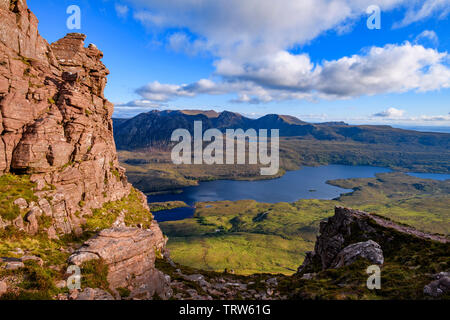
(149, 165, 392, 222)
(407, 172, 450, 181)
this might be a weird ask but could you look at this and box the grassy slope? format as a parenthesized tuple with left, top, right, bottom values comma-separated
(163, 200, 333, 275)
(0, 173, 448, 299)
(331, 172, 450, 235)
(288, 218, 450, 300)
(160, 173, 449, 275)
(0, 174, 38, 221)
(0, 176, 153, 300)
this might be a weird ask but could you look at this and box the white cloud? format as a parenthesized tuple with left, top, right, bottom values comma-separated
(373, 107, 406, 118)
(113, 99, 172, 117)
(122, 1, 450, 105)
(369, 109, 450, 124)
(136, 82, 194, 101)
(393, 0, 450, 28)
(115, 99, 164, 110)
(374, 113, 450, 124)
(135, 79, 235, 101)
(302, 112, 450, 125)
(136, 42, 450, 103)
(414, 30, 439, 47)
(127, 0, 408, 58)
(315, 43, 450, 97)
(115, 3, 129, 18)
(416, 114, 450, 121)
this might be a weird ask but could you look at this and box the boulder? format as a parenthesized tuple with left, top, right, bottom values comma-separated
(424, 272, 450, 297)
(331, 240, 384, 268)
(24, 205, 43, 235)
(68, 225, 171, 299)
(21, 255, 44, 267)
(4, 261, 25, 270)
(13, 198, 28, 210)
(76, 288, 114, 301)
(298, 207, 388, 273)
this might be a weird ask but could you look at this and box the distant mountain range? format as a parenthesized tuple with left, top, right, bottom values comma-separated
(113, 110, 450, 151)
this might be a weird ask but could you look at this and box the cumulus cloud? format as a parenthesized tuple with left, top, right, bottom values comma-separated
(373, 107, 406, 118)
(128, 0, 408, 57)
(121, 1, 450, 105)
(115, 99, 165, 108)
(135, 79, 241, 101)
(136, 42, 450, 103)
(377, 113, 450, 123)
(314, 43, 450, 97)
(308, 112, 450, 125)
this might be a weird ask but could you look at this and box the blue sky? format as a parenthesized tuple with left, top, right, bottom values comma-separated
(28, 0, 450, 126)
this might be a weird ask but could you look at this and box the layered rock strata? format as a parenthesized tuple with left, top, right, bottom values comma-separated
(0, 0, 130, 236)
(0, 0, 171, 300)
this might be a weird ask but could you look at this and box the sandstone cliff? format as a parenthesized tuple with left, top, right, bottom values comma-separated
(0, 0, 170, 299)
(0, 0, 131, 236)
(0, 0, 447, 301)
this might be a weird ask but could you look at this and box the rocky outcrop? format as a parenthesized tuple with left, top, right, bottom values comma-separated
(68, 225, 172, 299)
(423, 272, 450, 298)
(297, 208, 381, 273)
(75, 288, 115, 301)
(298, 207, 448, 274)
(0, 0, 171, 301)
(0, 0, 130, 236)
(298, 207, 382, 272)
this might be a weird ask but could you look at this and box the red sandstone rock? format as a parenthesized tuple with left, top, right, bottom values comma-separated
(0, 0, 131, 236)
(69, 225, 172, 299)
(0, 0, 171, 301)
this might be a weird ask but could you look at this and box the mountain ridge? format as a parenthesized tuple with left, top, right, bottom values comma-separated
(113, 109, 450, 151)
(0, 0, 448, 301)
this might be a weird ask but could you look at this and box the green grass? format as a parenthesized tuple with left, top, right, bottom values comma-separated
(0, 156, 448, 299)
(80, 259, 110, 291)
(167, 233, 311, 275)
(333, 172, 450, 235)
(117, 287, 131, 298)
(161, 200, 335, 275)
(0, 186, 153, 299)
(0, 231, 71, 300)
(0, 174, 38, 221)
(0, 232, 70, 266)
(160, 173, 449, 276)
(287, 220, 450, 300)
(148, 201, 189, 212)
(0, 260, 60, 300)
(84, 187, 153, 231)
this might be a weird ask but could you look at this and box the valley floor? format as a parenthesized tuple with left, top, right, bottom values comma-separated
(159, 172, 449, 275)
